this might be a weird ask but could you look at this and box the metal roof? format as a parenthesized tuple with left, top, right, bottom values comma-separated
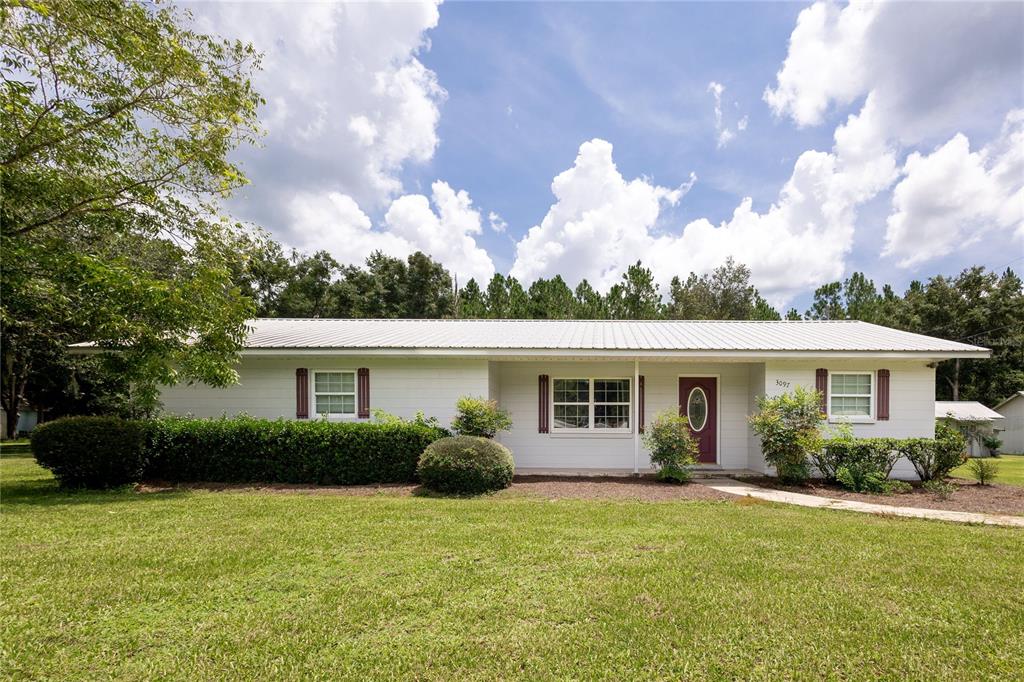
(240, 319, 988, 356)
(935, 401, 1005, 422)
(994, 391, 1024, 411)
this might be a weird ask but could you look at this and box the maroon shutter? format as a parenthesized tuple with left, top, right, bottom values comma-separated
(296, 368, 309, 419)
(538, 374, 549, 433)
(638, 375, 645, 434)
(877, 369, 890, 420)
(357, 368, 370, 418)
(815, 368, 828, 415)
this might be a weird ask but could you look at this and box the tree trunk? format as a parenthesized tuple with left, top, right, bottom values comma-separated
(3, 403, 20, 440)
(1, 354, 29, 439)
(952, 358, 960, 401)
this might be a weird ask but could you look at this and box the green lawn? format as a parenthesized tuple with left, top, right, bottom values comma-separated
(953, 454, 1024, 487)
(3, 455, 1023, 680)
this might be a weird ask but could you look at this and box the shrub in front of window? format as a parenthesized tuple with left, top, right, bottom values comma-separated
(968, 457, 999, 486)
(417, 435, 515, 494)
(813, 425, 900, 485)
(31, 416, 146, 488)
(451, 396, 512, 438)
(641, 410, 699, 483)
(142, 416, 448, 485)
(748, 387, 824, 484)
(371, 409, 443, 430)
(898, 420, 967, 482)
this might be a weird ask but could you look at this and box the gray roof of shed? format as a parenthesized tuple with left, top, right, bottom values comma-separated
(241, 319, 988, 355)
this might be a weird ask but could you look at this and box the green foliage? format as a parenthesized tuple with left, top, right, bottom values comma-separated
(142, 416, 447, 485)
(371, 409, 444, 430)
(804, 266, 1024, 404)
(748, 387, 824, 483)
(922, 479, 956, 499)
(2, 0, 265, 435)
(457, 279, 488, 318)
(813, 428, 901, 482)
(899, 420, 968, 482)
(887, 480, 913, 494)
(835, 466, 890, 494)
(641, 410, 699, 483)
(417, 435, 515, 494)
(666, 258, 776, 320)
(968, 458, 999, 486)
(981, 434, 1002, 457)
(31, 416, 145, 488)
(451, 396, 512, 438)
(608, 261, 661, 320)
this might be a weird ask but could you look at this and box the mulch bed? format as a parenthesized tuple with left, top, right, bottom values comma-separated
(136, 475, 733, 502)
(738, 476, 1024, 517)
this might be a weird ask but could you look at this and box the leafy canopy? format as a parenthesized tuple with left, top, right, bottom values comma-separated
(1, 0, 265, 430)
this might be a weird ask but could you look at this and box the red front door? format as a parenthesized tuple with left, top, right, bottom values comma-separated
(679, 377, 717, 464)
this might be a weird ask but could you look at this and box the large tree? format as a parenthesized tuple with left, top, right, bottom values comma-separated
(666, 258, 779, 320)
(1, 0, 264, 435)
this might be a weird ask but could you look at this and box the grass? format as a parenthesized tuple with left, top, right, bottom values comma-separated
(953, 454, 1024, 486)
(3, 455, 1024, 680)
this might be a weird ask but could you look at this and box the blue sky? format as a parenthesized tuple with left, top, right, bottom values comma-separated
(190, 1, 1024, 311)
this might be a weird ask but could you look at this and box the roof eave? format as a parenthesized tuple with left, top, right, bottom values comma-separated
(238, 347, 991, 360)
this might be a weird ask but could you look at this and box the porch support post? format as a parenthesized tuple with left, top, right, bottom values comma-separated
(633, 358, 640, 475)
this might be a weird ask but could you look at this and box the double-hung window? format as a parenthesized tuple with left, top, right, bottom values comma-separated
(552, 378, 631, 432)
(314, 371, 356, 417)
(829, 372, 873, 420)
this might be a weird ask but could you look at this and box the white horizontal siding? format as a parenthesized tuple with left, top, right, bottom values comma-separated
(996, 398, 1024, 454)
(158, 356, 489, 427)
(495, 361, 753, 471)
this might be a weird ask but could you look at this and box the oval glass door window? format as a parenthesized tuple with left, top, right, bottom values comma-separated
(687, 388, 708, 432)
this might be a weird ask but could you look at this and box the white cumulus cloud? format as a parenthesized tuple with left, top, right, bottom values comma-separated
(286, 182, 495, 285)
(510, 123, 894, 304)
(764, 0, 1022, 143)
(187, 0, 446, 227)
(884, 110, 1024, 267)
(488, 211, 508, 233)
(765, 0, 1024, 270)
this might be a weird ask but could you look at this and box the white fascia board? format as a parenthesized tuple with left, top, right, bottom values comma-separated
(239, 348, 991, 360)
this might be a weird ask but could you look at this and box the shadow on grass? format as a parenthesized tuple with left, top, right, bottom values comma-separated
(1, 454, 192, 509)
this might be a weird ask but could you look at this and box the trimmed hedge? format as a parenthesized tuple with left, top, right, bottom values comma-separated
(812, 437, 901, 482)
(143, 416, 449, 485)
(417, 436, 515, 495)
(31, 416, 146, 488)
(32, 415, 449, 488)
(897, 421, 967, 482)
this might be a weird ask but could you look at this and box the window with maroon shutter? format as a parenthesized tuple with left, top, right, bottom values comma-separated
(296, 368, 309, 419)
(357, 368, 370, 418)
(815, 368, 828, 414)
(538, 374, 549, 433)
(876, 369, 890, 420)
(638, 375, 645, 434)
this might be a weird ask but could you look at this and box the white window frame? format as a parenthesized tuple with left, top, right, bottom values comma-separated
(827, 371, 875, 423)
(551, 377, 632, 434)
(311, 369, 357, 419)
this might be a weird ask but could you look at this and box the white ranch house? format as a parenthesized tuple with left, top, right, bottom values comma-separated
(158, 319, 989, 478)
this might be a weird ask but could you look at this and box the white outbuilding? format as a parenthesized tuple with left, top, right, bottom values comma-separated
(935, 401, 1005, 457)
(993, 391, 1024, 455)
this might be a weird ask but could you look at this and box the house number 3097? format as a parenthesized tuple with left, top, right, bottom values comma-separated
(775, 379, 791, 388)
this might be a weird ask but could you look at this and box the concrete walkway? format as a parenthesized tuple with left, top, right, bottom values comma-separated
(702, 478, 1024, 528)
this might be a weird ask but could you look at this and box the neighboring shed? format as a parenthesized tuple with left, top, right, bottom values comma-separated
(935, 401, 1004, 457)
(994, 391, 1024, 454)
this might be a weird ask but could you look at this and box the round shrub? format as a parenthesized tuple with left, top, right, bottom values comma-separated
(31, 416, 146, 488)
(417, 436, 514, 494)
